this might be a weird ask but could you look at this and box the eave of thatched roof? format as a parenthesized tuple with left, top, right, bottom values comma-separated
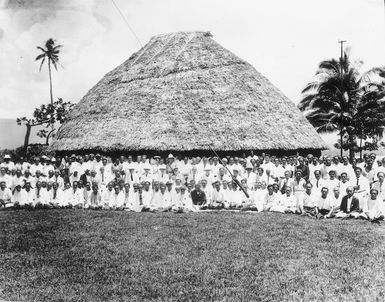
(51, 31, 327, 152)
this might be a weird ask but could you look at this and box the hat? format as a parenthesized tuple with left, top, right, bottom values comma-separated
(204, 167, 211, 171)
(51, 157, 56, 162)
(159, 164, 167, 170)
(232, 168, 239, 172)
(71, 154, 76, 158)
(3, 154, 11, 159)
(95, 153, 101, 158)
(245, 162, 253, 169)
(168, 153, 174, 159)
(166, 180, 173, 185)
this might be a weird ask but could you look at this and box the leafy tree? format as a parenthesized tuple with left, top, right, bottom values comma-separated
(298, 52, 385, 159)
(16, 99, 74, 153)
(35, 38, 62, 106)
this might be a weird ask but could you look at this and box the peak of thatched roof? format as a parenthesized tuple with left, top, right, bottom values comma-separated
(51, 31, 327, 152)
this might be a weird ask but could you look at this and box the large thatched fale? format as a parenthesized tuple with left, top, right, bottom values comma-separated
(51, 31, 327, 155)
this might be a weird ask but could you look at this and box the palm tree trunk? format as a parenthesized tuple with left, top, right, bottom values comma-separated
(24, 124, 32, 154)
(48, 58, 53, 106)
(48, 58, 54, 132)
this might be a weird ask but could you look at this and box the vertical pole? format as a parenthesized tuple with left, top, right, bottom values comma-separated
(338, 40, 346, 158)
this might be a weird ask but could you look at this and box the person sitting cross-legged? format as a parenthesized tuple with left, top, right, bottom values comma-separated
(316, 187, 333, 219)
(191, 183, 207, 210)
(361, 189, 384, 223)
(208, 181, 226, 210)
(263, 184, 277, 212)
(88, 185, 102, 210)
(300, 182, 318, 217)
(335, 186, 360, 219)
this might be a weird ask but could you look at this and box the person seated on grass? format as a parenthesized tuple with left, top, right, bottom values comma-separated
(88, 185, 102, 210)
(125, 183, 143, 212)
(200, 179, 212, 206)
(300, 182, 318, 217)
(142, 181, 153, 208)
(107, 185, 125, 210)
(325, 187, 342, 218)
(224, 181, 242, 209)
(155, 182, 172, 212)
(49, 182, 64, 208)
(208, 181, 226, 209)
(248, 182, 265, 211)
(165, 180, 175, 206)
(101, 182, 114, 209)
(315, 187, 333, 219)
(82, 182, 92, 209)
(61, 182, 73, 208)
(335, 186, 360, 219)
(123, 183, 130, 206)
(361, 189, 384, 223)
(34, 181, 50, 209)
(21, 182, 35, 209)
(179, 185, 197, 212)
(69, 181, 85, 209)
(10, 184, 23, 209)
(191, 183, 207, 210)
(281, 186, 299, 214)
(263, 184, 277, 211)
(270, 186, 293, 213)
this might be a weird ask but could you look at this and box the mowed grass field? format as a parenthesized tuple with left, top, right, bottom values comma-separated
(1, 211, 385, 302)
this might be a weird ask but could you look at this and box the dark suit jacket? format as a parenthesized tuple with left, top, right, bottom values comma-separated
(296, 164, 310, 181)
(340, 195, 360, 213)
(191, 190, 207, 205)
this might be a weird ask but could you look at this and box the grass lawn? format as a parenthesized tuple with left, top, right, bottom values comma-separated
(1, 210, 385, 302)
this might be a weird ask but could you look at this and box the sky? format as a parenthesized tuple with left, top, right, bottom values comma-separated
(0, 0, 384, 120)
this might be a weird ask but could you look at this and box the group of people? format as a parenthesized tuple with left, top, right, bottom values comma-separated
(0, 151, 385, 222)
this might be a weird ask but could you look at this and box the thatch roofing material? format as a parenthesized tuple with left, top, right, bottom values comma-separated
(51, 31, 327, 152)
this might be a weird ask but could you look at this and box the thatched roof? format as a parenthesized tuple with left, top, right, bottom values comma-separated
(51, 31, 327, 152)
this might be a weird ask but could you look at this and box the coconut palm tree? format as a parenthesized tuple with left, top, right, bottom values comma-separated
(298, 51, 385, 159)
(35, 38, 62, 106)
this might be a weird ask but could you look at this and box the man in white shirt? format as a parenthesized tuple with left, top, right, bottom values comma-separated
(108, 185, 125, 210)
(209, 181, 226, 209)
(362, 189, 384, 222)
(263, 184, 278, 211)
(325, 170, 339, 193)
(22, 182, 35, 208)
(316, 187, 333, 219)
(300, 182, 318, 217)
(49, 182, 64, 208)
(0, 180, 12, 209)
(349, 167, 370, 208)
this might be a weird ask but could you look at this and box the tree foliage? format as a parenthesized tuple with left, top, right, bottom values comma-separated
(298, 51, 385, 159)
(16, 98, 74, 152)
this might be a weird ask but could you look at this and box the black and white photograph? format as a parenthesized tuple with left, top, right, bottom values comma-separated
(1, 0, 385, 301)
